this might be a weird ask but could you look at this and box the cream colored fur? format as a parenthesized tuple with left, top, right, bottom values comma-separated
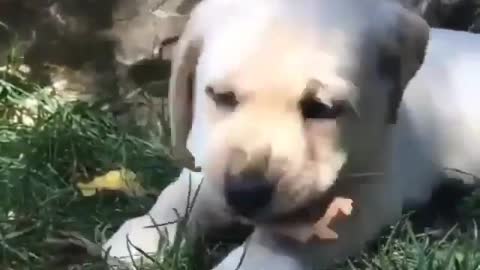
(103, 0, 480, 269)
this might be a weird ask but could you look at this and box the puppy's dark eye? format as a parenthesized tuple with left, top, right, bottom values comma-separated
(206, 86, 238, 108)
(300, 98, 345, 119)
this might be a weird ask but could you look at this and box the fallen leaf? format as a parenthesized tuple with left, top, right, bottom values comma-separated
(313, 197, 353, 240)
(76, 167, 146, 197)
(269, 197, 353, 243)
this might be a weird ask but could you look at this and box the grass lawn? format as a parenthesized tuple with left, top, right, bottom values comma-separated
(1, 54, 480, 270)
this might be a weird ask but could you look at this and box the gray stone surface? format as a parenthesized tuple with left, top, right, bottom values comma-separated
(0, 0, 201, 144)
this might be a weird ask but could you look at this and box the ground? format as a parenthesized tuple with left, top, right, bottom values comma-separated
(1, 50, 480, 270)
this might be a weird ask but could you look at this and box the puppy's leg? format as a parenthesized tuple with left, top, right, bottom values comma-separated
(103, 169, 233, 267)
(212, 232, 305, 270)
(213, 181, 403, 270)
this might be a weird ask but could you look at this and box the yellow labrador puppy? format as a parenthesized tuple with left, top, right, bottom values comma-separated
(103, 0, 480, 269)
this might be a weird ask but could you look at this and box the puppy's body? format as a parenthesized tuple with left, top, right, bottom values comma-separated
(103, 1, 480, 269)
(393, 28, 480, 208)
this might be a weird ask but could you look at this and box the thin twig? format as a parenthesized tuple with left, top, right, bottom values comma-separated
(126, 234, 163, 268)
(235, 236, 252, 270)
(144, 219, 181, 229)
(125, 234, 141, 270)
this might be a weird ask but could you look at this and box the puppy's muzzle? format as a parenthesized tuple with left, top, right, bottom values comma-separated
(224, 168, 275, 218)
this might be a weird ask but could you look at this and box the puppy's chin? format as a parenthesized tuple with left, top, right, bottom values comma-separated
(231, 198, 319, 225)
(231, 185, 340, 228)
(234, 211, 284, 226)
(225, 205, 287, 225)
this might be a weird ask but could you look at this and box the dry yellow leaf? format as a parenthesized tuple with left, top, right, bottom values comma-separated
(313, 197, 353, 240)
(269, 197, 353, 243)
(76, 168, 146, 197)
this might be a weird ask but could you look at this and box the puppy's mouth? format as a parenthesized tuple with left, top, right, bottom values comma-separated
(222, 171, 348, 226)
(231, 194, 335, 227)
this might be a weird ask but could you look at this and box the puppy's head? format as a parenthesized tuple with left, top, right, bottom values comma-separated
(169, 0, 430, 221)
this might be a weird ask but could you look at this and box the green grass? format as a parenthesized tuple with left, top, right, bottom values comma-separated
(0, 54, 186, 269)
(342, 217, 480, 270)
(0, 52, 479, 270)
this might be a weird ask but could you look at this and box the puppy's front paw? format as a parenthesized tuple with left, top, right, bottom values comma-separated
(102, 215, 168, 268)
(212, 241, 304, 270)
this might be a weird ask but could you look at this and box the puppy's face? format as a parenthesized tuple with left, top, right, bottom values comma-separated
(201, 28, 391, 220)
(204, 85, 351, 220)
(169, 0, 429, 223)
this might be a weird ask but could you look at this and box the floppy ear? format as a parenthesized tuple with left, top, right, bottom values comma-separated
(168, 14, 203, 172)
(378, 5, 430, 124)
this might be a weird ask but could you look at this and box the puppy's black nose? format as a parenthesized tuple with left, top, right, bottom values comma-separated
(225, 180, 274, 217)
